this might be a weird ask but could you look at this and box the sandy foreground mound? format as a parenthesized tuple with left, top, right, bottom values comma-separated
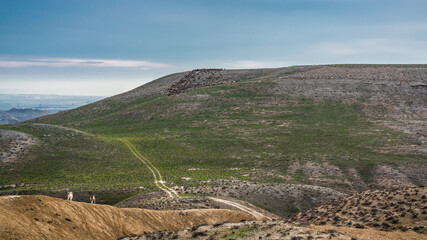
(0, 195, 258, 240)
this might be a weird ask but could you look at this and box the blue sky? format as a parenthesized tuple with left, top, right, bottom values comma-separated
(1, 0, 426, 96)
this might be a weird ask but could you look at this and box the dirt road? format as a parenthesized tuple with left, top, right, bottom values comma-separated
(209, 197, 270, 220)
(30, 123, 94, 136)
(120, 138, 179, 198)
(120, 138, 273, 219)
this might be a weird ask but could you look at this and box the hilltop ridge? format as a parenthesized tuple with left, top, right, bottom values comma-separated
(0, 108, 52, 124)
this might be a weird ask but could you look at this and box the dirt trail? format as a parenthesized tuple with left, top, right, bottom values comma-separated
(10, 124, 276, 220)
(120, 138, 179, 198)
(0, 195, 256, 240)
(209, 197, 270, 220)
(121, 138, 272, 220)
(30, 123, 94, 136)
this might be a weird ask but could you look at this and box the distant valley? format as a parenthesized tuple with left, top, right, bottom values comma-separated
(0, 94, 104, 113)
(0, 94, 104, 124)
(0, 108, 52, 124)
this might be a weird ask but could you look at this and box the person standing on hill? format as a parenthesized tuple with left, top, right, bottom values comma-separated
(67, 190, 73, 201)
(90, 195, 95, 204)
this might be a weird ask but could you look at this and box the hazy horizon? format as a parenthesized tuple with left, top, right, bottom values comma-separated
(1, 0, 426, 96)
(0, 94, 104, 111)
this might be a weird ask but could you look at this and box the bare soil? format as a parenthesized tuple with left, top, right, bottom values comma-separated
(0, 195, 258, 240)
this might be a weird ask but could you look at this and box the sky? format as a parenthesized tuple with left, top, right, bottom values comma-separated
(1, 0, 426, 96)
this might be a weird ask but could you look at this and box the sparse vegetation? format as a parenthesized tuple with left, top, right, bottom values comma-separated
(1, 65, 426, 208)
(290, 187, 427, 234)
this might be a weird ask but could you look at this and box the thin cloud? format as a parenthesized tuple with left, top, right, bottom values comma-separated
(314, 39, 427, 58)
(373, 22, 427, 33)
(0, 57, 171, 70)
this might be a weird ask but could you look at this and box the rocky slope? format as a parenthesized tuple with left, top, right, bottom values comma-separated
(273, 65, 427, 145)
(0, 129, 35, 163)
(121, 220, 426, 240)
(290, 187, 427, 233)
(122, 188, 427, 239)
(167, 69, 225, 95)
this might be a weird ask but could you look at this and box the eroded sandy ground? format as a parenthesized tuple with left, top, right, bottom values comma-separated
(0, 195, 258, 240)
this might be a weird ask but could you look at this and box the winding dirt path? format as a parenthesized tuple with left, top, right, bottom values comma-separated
(209, 197, 270, 220)
(13, 124, 271, 219)
(120, 138, 270, 219)
(30, 123, 94, 136)
(119, 138, 179, 198)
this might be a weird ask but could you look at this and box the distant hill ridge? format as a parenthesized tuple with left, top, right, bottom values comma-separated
(0, 108, 52, 124)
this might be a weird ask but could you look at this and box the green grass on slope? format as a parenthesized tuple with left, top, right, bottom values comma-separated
(47, 78, 423, 187)
(0, 124, 156, 196)
(4, 69, 423, 203)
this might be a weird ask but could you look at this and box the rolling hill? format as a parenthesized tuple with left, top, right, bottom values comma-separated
(0, 108, 52, 124)
(1, 64, 426, 215)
